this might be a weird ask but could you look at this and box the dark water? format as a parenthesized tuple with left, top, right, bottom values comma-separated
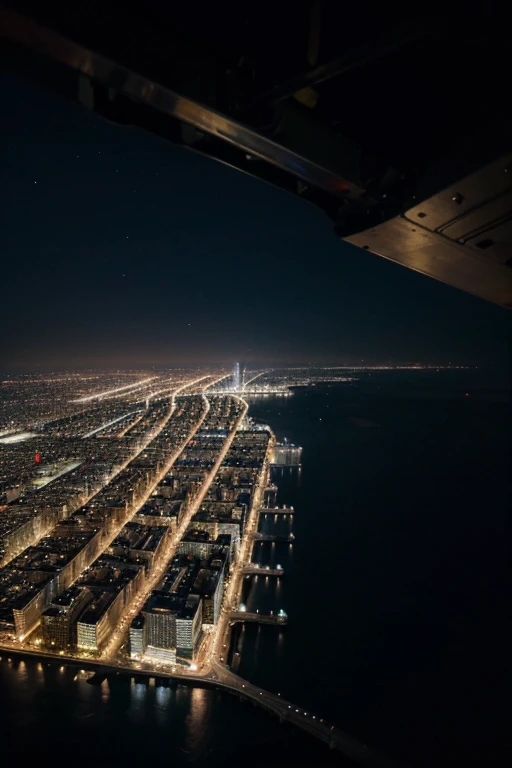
(1, 370, 509, 767)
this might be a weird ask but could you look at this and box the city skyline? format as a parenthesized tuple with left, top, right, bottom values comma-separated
(0, 9, 508, 766)
(0, 368, 360, 757)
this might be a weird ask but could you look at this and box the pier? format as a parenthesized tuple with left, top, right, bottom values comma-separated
(253, 531, 295, 543)
(257, 505, 294, 516)
(229, 610, 288, 626)
(241, 564, 284, 576)
(0, 646, 384, 764)
(0, 393, 387, 766)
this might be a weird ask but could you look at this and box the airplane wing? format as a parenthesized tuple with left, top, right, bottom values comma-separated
(1, 2, 510, 307)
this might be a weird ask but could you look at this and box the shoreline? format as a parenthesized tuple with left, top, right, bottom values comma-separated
(0, 645, 385, 765)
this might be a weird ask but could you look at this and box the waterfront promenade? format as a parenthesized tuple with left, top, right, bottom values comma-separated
(0, 404, 390, 766)
(0, 644, 387, 765)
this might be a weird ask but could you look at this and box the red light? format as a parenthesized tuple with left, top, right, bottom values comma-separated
(35, 452, 41, 464)
(465, 393, 470, 397)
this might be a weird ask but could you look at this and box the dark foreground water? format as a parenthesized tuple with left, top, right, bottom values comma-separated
(1, 370, 509, 767)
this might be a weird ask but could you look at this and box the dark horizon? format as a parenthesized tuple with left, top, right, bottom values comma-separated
(1, 74, 510, 374)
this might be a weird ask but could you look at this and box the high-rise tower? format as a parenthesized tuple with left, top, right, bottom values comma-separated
(233, 362, 240, 391)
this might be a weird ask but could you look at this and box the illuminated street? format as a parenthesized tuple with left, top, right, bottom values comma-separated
(1, 15, 508, 762)
(0, 364, 486, 765)
(0, 368, 369, 759)
(101, 389, 248, 661)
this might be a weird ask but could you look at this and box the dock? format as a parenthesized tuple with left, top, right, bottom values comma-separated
(253, 531, 295, 543)
(228, 610, 288, 626)
(241, 564, 284, 576)
(257, 505, 294, 516)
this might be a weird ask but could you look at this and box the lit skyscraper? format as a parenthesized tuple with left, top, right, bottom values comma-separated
(233, 362, 240, 391)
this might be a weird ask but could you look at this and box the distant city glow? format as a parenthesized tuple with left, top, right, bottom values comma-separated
(0, 364, 471, 757)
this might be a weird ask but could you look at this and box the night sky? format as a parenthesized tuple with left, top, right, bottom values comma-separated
(1, 73, 510, 372)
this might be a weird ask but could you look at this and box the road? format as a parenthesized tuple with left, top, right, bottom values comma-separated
(0, 383, 389, 765)
(242, 369, 271, 390)
(206, 661, 380, 762)
(72, 377, 157, 403)
(101, 390, 248, 661)
(0, 642, 383, 764)
(82, 411, 140, 438)
(5, 374, 211, 631)
(192, 427, 274, 674)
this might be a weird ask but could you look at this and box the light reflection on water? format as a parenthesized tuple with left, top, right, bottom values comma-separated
(253, 625, 262, 664)
(130, 678, 147, 722)
(184, 687, 212, 758)
(155, 684, 171, 708)
(0, 382, 496, 768)
(233, 454, 299, 694)
(100, 679, 110, 704)
(75, 675, 95, 702)
(155, 683, 173, 725)
(277, 629, 285, 659)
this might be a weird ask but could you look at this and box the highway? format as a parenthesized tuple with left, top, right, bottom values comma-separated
(242, 369, 271, 390)
(116, 409, 146, 437)
(198, 372, 232, 392)
(82, 410, 141, 438)
(72, 377, 157, 402)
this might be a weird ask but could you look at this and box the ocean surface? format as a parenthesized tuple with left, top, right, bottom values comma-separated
(1, 370, 509, 767)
